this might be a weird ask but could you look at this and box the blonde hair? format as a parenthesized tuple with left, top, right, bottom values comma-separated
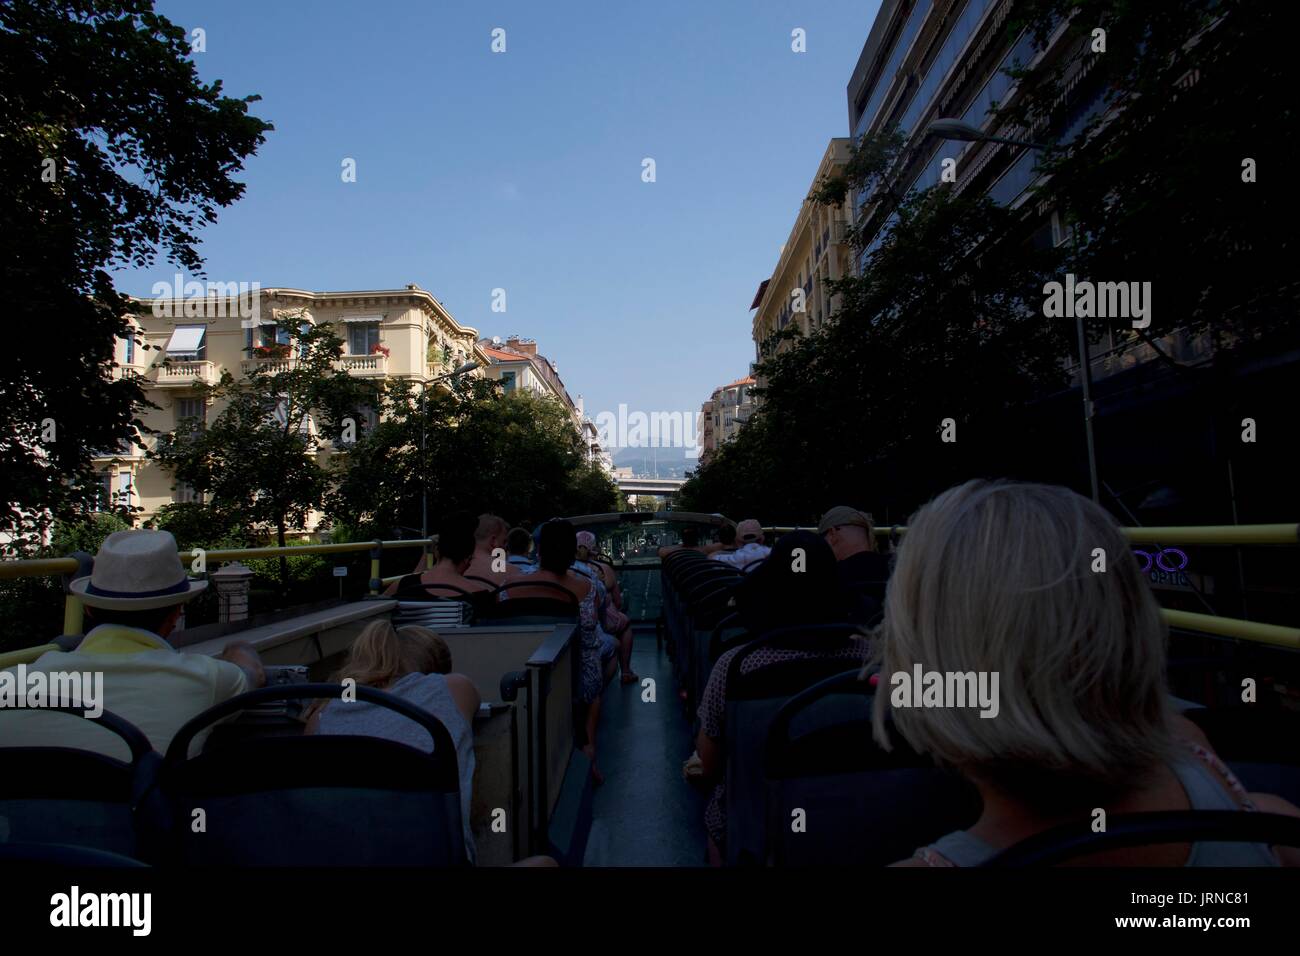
(396, 625, 453, 675)
(306, 621, 451, 721)
(871, 479, 1176, 806)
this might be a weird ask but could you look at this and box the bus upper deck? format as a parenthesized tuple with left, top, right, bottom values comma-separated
(0, 505, 1299, 870)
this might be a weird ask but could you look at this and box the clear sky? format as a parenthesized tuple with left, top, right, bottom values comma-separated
(116, 0, 881, 430)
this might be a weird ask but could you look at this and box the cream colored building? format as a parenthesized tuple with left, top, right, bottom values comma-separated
(698, 375, 754, 465)
(97, 284, 485, 527)
(476, 336, 612, 473)
(750, 138, 854, 376)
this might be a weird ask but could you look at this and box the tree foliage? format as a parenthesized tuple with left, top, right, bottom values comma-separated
(680, 0, 1293, 522)
(150, 316, 376, 583)
(328, 378, 618, 537)
(0, 0, 271, 539)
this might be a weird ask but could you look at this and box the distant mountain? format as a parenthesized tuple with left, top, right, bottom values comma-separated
(612, 445, 691, 478)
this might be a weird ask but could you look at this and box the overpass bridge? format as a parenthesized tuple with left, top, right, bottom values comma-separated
(615, 476, 686, 496)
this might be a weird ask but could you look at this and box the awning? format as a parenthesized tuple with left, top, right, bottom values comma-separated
(166, 325, 206, 355)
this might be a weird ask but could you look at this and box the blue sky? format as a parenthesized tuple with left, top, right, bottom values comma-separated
(118, 0, 880, 429)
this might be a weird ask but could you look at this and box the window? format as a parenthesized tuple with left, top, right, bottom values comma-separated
(501, 371, 516, 393)
(91, 473, 114, 511)
(124, 333, 135, 366)
(348, 322, 380, 356)
(117, 470, 132, 507)
(165, 325, 206, 359)
(176, 397, 206, 427)
(265, 396, 310, 434)
(175, 480, 202, 504)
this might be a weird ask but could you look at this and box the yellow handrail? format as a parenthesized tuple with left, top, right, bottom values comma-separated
(1163, 609, 1300, 650)
(2, 523, 1297, 653)
(765, 523, 1300, 545)
(0, 538, 434, 581)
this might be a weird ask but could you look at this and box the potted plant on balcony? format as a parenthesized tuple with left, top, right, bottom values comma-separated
(253, 343, 291, 359)
(369, 343, 390, 359)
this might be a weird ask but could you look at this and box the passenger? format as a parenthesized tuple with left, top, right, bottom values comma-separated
(464, 513, 510, 586)
(818, 505, 889, 625)
(505, 526, 535, 570)
(385, 512, 486, 596)
(710, 519, 770, 571)
(657, 525, 703, 559)
(306, 620, 480, 862)
(875, 480, 1300, 867)
(0, 530, 265, 759)
(693, 530, 864, 865)
(507, 519, 616, 782)
(700, 523, 738, 556)
(575, 531, 638, 686)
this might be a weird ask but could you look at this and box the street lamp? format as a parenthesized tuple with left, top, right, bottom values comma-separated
(419, 360, 482, 545)
(924, 119, 1098, 502)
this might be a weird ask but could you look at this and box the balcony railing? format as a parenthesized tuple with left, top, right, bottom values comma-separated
(110, 364, 148, 381)
(338, 354, 388, 376)
(241, 355, 295, 376)
(153, 360, 217, 387)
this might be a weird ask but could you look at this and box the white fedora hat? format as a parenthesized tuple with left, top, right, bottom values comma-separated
(69, 530, 207, 610)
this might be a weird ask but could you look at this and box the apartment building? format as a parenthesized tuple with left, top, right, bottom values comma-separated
(477, 336, 612, 473)
(750, 138, 855, 370)
(698, 376, 755, 464)
(845, 0, 1203, 377)
(95, 284, 485, 524)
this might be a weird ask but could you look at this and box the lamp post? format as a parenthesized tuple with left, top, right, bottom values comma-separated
(419, 360, 481, 545)
(924, 119, 1099, 502)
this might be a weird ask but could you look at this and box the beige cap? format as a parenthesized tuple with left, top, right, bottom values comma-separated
(736, 518, 763, 542)
(817, 505, 873, 535)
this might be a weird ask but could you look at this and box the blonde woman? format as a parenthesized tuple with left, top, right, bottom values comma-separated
(305, 621, 480, 862)
(872, 479, 1300, 867)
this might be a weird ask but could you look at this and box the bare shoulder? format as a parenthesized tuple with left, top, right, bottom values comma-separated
(443, 672, 481, 709)
(1250, 793, 1300, 818)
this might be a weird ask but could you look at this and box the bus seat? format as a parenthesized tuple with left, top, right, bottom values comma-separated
(0, 707, 160, 860)
(764, 671, 981, 866)
(157, 684, 468, 866)
(721, 625, 868, 866)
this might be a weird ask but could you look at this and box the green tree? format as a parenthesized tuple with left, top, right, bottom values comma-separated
(329, 380, 617, 536)
(683, 0, 1293, 523)
(150, 315, 376, 586)
(681, 132, 1070, 522)
(0, 0, 271, 541)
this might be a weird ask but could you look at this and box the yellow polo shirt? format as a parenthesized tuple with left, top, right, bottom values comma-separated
(0, 625, 249, 761)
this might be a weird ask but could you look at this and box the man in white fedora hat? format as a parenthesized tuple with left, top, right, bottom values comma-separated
(0, 530, 264, 760)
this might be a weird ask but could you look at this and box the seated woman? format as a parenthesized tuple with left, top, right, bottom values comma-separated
(305, 620, 480, 863)
(575, 531, 638, 685)
(506, 519, 616, 782)
(693, 530, 865, 865)
(385, 512, 491, 598)
(873, 479, 1300, 867)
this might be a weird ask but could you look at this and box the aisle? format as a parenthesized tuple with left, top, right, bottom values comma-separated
(582, 628, 709, 866)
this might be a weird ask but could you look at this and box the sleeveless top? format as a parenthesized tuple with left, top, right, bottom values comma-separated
(317, 672, 477, 863)
(914, 744, 1279, 867)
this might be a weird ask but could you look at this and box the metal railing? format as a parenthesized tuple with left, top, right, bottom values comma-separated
(1, 522, 1297, 664)
(762, 522, 1300, 650)
(0, 537, 437, 667)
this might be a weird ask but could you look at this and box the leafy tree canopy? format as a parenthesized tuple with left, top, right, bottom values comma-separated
(0, 0, 271, 540)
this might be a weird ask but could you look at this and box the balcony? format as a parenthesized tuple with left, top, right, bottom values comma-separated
(152, 360, 217, 387)
(241, 355, 296, 376)
(338, 353, 388, 377)
(110, 363, 148, 382)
